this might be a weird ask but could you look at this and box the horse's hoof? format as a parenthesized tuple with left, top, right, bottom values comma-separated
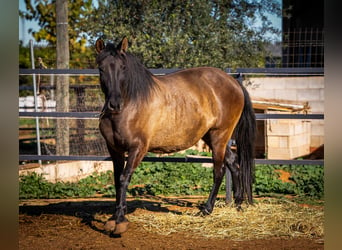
(104, 220, 116, 232)
(113, 221, 129, 235)
(236, 205, 243, 212)
(198, 207, 211, 216)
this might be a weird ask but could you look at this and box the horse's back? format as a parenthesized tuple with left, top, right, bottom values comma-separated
(156, 67, 244, 122)
(158, 67, 243, 100)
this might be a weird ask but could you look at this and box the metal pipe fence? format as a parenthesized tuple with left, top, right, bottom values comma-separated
(19, 68, 324, 166)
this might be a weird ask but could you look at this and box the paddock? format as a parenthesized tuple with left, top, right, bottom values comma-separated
(19, 67, 324, 249)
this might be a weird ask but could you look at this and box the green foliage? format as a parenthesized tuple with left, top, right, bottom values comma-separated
(254, 165, 295, 195)
(129, 161, 218, 196)
(20, 0, 281, 69)
(254, 165, 324, 199)
(87, 0, 281, 69)
(182, 149, 212, 157)
(19, 163, 324, 201)
(20, 0, 95, 69)
(287, 165, 324, 198)
(20, 0, 92, 46)
(19, 171, 115, 199)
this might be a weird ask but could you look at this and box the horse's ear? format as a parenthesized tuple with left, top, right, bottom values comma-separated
(118, 37, 128, 53)
(95, 39, 105, 53)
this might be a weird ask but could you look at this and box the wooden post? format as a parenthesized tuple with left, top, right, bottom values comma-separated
(56, 0, 70, 156)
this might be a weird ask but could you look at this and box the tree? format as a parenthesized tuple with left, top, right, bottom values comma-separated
(20, 0, 94, 68)
(86, 0, 281, 69)
(20, 0, 281, 69)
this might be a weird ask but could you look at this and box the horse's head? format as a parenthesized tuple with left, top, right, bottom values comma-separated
(95, 37, 129, 113)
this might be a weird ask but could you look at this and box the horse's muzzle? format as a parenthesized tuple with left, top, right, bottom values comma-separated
(107, 99, 123, 114)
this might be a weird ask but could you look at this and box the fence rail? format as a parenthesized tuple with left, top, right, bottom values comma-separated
(19, 155, 323, 166)
(19, 112, 324, 120)
(19, 67, 324, 76)
(19, 67, 324, 166)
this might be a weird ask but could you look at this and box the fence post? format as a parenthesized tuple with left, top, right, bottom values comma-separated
(56, 0, 70, 156)
(29, 40, 42, 164)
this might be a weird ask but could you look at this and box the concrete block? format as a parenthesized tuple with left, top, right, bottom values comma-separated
(307, 101, 324, 113)
(267, 123, 294, 136)
(293, 123, 303, 134)
(263, 78, 287, 90)
(311, 123, 324, 136)
(248, 89, 275, 100)
(274, 89, 298, 102)
(279, 137, 288, 148)
(307, 77, 324, 89)
(319, 89, 324, 100)
(297, 89, 321, 101)
(289, 134, 310, 147)
(291, 146, 310, 158)
(267, 137, 280, 148)
(268, 148, 291, 160)
(311, 136, 324, 148)
(283, 77, 310, 89)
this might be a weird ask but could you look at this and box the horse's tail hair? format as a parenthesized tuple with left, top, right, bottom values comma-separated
(234, 82, 256, 204)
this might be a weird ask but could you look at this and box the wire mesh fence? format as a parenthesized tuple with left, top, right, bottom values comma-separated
(19, 117, 108, 156)
(282, 28, 324, 68)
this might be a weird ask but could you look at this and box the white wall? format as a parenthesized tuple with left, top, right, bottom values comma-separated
(19, 161, 113, 183)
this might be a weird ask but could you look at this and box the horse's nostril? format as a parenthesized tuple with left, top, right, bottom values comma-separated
(107, 100, 122, 112)
(108, 101, 115, 110)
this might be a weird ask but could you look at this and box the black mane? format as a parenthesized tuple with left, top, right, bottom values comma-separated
(97, 43, 156, 103)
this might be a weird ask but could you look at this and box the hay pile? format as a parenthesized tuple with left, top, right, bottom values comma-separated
(127, 199, 324, 240)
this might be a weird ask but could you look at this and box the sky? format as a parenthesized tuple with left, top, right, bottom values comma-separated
(19, 0, 41, 45)
(19, 0, 282, 46)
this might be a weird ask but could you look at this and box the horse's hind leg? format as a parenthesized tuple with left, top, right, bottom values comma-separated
(201, 140, 227, 215)
(224, 146, 244, 210)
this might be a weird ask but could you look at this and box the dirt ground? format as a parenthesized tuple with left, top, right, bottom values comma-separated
(19, 198, 324, 250)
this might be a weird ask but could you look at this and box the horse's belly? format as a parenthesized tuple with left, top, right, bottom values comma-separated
(148, 122, 209, 153)
(148, 140, 199, 154)
(149, 138, 199, 153)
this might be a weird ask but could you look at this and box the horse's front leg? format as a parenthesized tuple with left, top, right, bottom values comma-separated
(105, 146, 147, 235)
(103, 146, 124, 232)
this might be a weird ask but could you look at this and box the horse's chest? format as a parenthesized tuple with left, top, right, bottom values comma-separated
(99, 117, 130, 150)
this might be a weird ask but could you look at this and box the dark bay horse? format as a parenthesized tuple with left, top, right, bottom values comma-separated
(95, 37, 256, 235)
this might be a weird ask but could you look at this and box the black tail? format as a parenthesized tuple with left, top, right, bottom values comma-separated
(234, 81, 256, 204)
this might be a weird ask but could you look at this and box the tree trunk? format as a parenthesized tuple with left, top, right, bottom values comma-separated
(56, 0, 70, 156)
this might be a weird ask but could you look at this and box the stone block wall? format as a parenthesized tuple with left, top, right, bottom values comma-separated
(244, 76, 324, 159)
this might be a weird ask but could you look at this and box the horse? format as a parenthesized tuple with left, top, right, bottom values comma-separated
(95, 37, 256, 235)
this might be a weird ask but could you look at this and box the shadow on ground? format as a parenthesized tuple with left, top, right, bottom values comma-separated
(19, 196, 202, 237)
